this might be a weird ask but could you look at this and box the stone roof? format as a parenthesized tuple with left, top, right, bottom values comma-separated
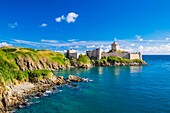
(112, 41, 118, 45)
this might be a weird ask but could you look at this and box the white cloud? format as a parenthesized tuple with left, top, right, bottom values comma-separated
(79, 41, 86, 43)
(55, 12, 79, 23)
(135, 35, 143, 41)
(13, 39, 42, 46)
(55, 17, 62, 22)
(41, 39, 58, 43)
(55, 15, 65, 22)
(70, 46, 80, 49)
(166, 38, 170, 41)
(137, 44, 170, 54)
(66, 12, 79, 23)
(68, 39, 77, 42)
(55, 50, 67, 53)
(148, 40, 153, 42)
(8, 22, 18, 29)
(138, 45, 144, 51)
(131, 44, 135, 46)
(86, 45, 96, 48)
(11, 39, 170, 54)
(0, 42, 12, 47)
(100, 45, 104, 48)
(40, 23, 47, 27)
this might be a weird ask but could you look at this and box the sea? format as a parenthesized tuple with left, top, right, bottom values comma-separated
(16, 55, 170, 113)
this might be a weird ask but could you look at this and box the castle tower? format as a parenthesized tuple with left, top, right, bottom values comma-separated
(96, 48, 102, 60)
(139, 52, 142, 60)
(111, 42, 119, 51)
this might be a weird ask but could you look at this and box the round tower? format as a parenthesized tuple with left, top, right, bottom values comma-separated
(139, 52, 142, 60)
(111, 42, 119, 51)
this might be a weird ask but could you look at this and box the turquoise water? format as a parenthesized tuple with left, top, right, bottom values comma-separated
(16, 55, 170, 113)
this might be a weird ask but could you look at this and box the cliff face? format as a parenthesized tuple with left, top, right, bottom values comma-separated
(14, 49, 70, 71)
(15, 56, 69, 71)
(0, 47, 70, 84)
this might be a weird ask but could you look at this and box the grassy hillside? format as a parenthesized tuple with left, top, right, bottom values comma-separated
(70, 54, 91, 67)
(0, 46, 70, 85)
(77, 54, 91, 65)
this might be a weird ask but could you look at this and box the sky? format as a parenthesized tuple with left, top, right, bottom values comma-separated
(1, 0, 170, 54)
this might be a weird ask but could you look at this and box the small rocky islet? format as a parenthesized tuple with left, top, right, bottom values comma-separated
(0, 46, 146, 113)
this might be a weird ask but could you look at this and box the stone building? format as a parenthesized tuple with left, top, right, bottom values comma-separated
(86, 41, 142, 60)
(66, 49, 80, 59)
(86, 48, 102, 60)
(101, 51, 142, 60)
(111, 41, 119, 51)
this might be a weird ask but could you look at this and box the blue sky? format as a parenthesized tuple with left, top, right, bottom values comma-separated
(0, 0, 170, 54)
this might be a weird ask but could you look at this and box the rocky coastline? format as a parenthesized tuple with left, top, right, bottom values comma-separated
(0, 75, 91, 113)
(94, 62, 147, 67)
(71, 59, 147, 68)
(0, 62, 147, 113)
(0, 47, 147, 113)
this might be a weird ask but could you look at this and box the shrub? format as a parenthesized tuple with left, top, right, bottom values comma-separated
(28, 70, 51, 78)
(77, 54, 91, 65)
(2, 48, 17, 52)
(107, 56, 131, 63)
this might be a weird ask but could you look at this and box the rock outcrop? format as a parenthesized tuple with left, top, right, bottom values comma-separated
(67, 75, 83, 82)
(95, 61, 147, 67)
(15, 57, 69, 71)
(0, 75, 92, 112)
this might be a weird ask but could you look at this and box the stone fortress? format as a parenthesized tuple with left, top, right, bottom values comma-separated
(66, 41, 142, 60)
(65, 49, 80, 59)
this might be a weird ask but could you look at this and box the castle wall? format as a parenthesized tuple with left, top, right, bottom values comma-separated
(86, 48, 101, 60)
(129, 53, 142, 60)
(66, 50, 79, 59)
(86, 51, 92, 58)
(69, 53, 79, 59)
(102, 52, 142, 60)
(86, 42, 142, 60)
(102, 52, 130, 59)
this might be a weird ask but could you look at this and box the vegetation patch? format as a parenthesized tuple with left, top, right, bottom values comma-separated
(0, 47, 70, 85)
(77, 54, 91, 65)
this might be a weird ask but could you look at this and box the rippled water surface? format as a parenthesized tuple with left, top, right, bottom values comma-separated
(16, 55, 170, 113)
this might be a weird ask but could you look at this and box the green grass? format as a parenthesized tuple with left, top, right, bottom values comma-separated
(107, 56, 131, 63)
(50, 52, 70, 66)
(95, 56, 145, 65)
(0, 47, 70, 85)
(77, 54, 91, 65)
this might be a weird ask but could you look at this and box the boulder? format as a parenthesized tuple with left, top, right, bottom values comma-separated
(18, 105, 22, 109)
(67, 75, 82, 82)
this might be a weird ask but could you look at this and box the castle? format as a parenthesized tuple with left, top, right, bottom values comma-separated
(66, 41, 142, 60)
(65, 49, 80, 59)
